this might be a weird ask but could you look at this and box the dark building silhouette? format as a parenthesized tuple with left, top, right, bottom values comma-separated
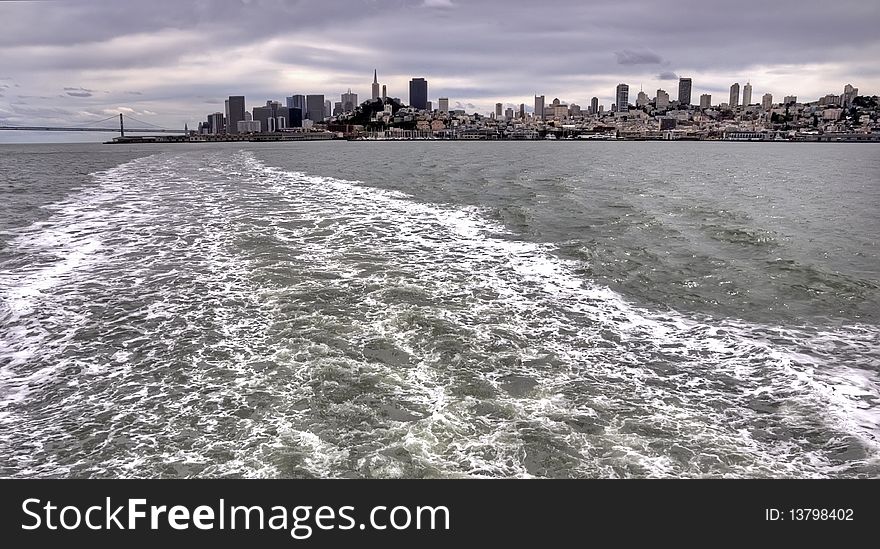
(678, 78, 692, 106)
(306, 94, 325, 121)
(227, 96, 246, 134)
(409, 78, 428, 110)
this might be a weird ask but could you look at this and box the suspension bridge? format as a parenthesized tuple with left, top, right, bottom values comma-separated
(0, 113, 186, 136)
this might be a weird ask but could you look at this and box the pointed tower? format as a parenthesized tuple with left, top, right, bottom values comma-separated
(372, 69, 380, 101)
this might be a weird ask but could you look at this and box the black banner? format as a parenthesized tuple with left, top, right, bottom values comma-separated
(0, 480, 874, 547)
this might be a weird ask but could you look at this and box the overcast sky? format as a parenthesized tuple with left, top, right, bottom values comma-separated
(1, 0, 878, 137)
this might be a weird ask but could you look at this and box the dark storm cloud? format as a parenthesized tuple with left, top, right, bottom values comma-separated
(1, 0, 877, 126)
(616, 50, 663, 65)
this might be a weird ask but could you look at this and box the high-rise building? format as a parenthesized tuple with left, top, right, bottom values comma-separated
(287, 95, 305, 112)
(341, 89, 358, 113)
(495, 103, 503, 117)
(333, 102, 343, 116)
(372, 70, 380, 100)
(288, 108, 302, 128)
(209, 112, 225, 135)
(426, 101, 432, 111)
(227, 96, 246, 134)
(656, 89, 669, 109)
(742, 82, 752, 106)
(252, 106, 271, 132)
(699, 94, 712, 109)
(729, 83, 740, 109)
(409, 78, 428, 110)
(382, 85, 387, 101)
(505, 107, 514, 120)
(534, 95, 545, 119)
(842, 84, 858, 107)
(438, 97, 449, 113)
(590, 96, 598, 115)
(636, 90, 648, 107)
(678, 77, 692, 106)
(616, 84, 629, 112)
(305, 94, 325, 121)
(324, 100, 332, 119)
(783, 95, 797, 105)
(761, 93, 773, 111)
(518, 103, 525, 118)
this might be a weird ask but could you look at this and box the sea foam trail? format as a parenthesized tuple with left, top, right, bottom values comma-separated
(0, 149, 877, 478)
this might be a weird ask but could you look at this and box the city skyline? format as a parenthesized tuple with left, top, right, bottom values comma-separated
(0, 0, 878, 137)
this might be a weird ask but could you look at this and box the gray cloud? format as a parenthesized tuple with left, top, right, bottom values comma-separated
(0, 0, 877, 128)
(616, 50, 664, 65)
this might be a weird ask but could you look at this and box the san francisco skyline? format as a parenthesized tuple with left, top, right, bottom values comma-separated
(1, 0, 878, 138)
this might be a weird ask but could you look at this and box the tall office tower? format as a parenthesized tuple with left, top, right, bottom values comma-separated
(742, 82, 752, 106)
(678, 77, 692, 106)
(783, 95, 797, 104)
(409, 78, 428, 110)
(372, 70, 380, 100)
(616, 84, 629, 112)
(226, 96, 246, 134)
(519, 103, 525, 118)
(287, 95, 306, 117)
(276, 106, 289, 129)
(505, 107, 514, 120)
(382, 85, 387, 101)
(341, 89, 358, 113)
(656, 89, 669, 109)
(729, 83, 740, 108)
(495, 103, 503, 117)
(224, 99, 230, 132)
(324, 100, 332, 118)
(590, 96, 598, 115)
(252, 106, 271, 132)
(287, 108, 301, 127)
(305, 94, 325, 121)
(636, 90, 648, 107)
(209, 112, 225, 134)
(700, 94, 712, 109)
(438, 97, 449, 113)
(761, 93, 773, 111)
(842, 84, 858, 107)
(534, 95, 545, 119)
(426, 101, 432, 111)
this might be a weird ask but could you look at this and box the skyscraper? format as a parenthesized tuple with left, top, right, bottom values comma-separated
(678, 77, 692, 106)
(287, 95, 305, 112)
(372, 70, 380, 100)
(382, 85, 387, 101)
(534, 95, 545, 119)
(742, 82, 752, 107)
(495, 103, 503, 117)
(305, 94, 325, 121)
(409, 78, 428, 110)
(324, 100, 332, 119)
(842, 84, 858, 107)
(783, 95, 797, 105)
(656, 89, 669, 109)
(438, 97, 449, 113)
(762, 93, 773, 111)
(226, 96, 245, 134)
(636, 90, 648, 107)
(590, 97, 598, 115)
(341, 89, 358, 113)
(616, 84, 629, 112)
(699, 94, 711, 109)
(729, 83, 740, 109)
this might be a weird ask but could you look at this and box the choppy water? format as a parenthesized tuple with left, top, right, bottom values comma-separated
(1, 142, 878, 478)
